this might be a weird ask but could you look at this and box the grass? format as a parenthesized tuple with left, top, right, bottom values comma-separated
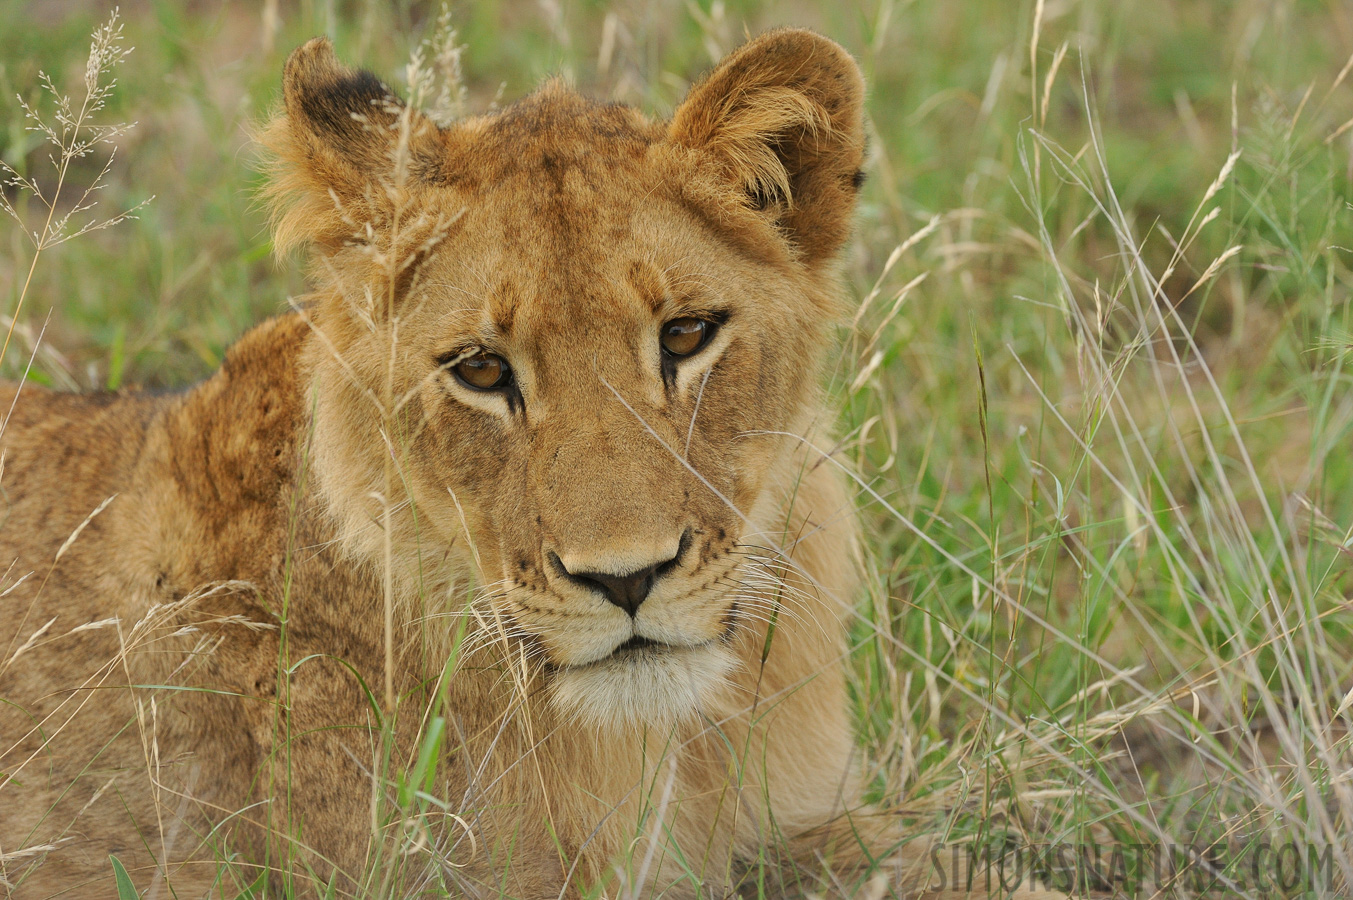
(2, 0, 1353, 896)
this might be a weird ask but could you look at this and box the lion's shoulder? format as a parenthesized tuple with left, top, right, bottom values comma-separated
(0, 380, 165, 561)
(160, 312, 309, 506)
(0, 313, 311, 590)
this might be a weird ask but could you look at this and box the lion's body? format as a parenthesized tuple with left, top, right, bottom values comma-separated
(0, 30, 886, 900)
(0, 317, 863, 897)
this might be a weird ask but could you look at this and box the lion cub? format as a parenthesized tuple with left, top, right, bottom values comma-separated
(0, 29, 902, 899)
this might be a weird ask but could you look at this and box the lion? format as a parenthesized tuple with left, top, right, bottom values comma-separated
(0, 28, 961, 899)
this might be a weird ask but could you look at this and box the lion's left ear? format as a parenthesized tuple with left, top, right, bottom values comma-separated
(669, 29, 866, 266)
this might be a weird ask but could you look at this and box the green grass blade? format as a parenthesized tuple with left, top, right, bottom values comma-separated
(109, 855, 138, 900)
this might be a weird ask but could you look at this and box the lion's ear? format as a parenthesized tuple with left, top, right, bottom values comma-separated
(669, 29, 866, 266)
(263, 38, 439, 255)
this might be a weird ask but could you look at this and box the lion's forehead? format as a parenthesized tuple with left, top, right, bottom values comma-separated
(456, 166, 672, 261)
(431, 90, 665, 213)
(468, 83, 661, 171)
(411, 100, 762, 344)
(427, 198, 735, 333)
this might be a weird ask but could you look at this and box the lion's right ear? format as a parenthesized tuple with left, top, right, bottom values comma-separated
(261, 38, 439, 255)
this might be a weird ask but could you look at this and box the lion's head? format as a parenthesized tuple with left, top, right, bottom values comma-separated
(262, 29, 865, 727)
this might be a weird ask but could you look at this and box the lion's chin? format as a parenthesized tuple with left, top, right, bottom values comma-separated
(549, 643, 736, 730)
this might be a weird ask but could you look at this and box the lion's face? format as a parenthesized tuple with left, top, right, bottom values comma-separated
(400, 164, 818, 725)
(265, 31, 865, 725)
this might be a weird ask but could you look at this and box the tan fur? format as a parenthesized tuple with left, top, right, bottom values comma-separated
(0, 30, 939, 899)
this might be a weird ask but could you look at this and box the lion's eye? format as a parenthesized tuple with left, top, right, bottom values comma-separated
(661, 318, 715, 357)
(448, 352, 513, 391)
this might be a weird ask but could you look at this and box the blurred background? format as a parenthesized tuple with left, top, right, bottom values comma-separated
(4, 0, 1353, 893)
(2, 0, 1347, 385)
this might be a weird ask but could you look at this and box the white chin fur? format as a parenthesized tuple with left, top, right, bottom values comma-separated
(549, 644, 736, 729)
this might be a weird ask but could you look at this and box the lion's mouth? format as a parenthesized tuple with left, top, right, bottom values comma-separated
(580, 633, 708, 665)
(552, 630, 722, 670)
(612, 634, 664, 655)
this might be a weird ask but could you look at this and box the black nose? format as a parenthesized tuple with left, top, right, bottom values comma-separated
(559, 552, 680, 616)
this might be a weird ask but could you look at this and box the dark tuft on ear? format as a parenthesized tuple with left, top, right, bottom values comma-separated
(669, 28, 866, 266)
(293, 67, 390, 140)
(851, 169, 867, 191)
(281, 38, 404, 166)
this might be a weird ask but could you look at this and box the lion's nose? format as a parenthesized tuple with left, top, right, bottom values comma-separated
(554, 540, 684, 616)
(568, 565, 660, 615)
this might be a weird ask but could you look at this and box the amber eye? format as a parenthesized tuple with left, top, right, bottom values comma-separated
(447, 352, 513, 391)
(661, 317, 715, 357)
